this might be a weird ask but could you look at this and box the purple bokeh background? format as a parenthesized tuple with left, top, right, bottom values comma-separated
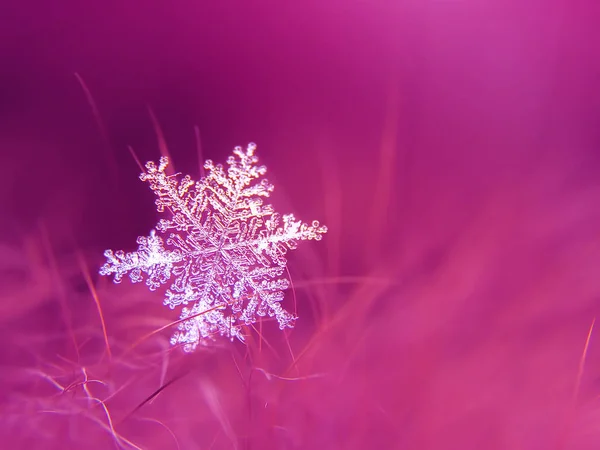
(2, 0, 597, 255)
(2, 1, 600, 448)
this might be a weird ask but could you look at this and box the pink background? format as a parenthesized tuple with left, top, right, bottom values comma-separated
(1, 1, 600, 448)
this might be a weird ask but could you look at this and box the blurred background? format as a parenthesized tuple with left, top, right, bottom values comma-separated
(1, 0, 600, 448)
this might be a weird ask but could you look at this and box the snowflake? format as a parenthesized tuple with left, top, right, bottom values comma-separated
(100, 143, 327, 352)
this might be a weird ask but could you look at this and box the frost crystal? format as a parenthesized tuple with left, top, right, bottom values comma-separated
(100, 143, 327, 352)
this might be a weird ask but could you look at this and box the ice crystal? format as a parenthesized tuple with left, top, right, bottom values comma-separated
(100, 143, 327, 352)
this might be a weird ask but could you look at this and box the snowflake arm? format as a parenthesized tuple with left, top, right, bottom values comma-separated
(100, 143, 327, 352)
(99, 230, 181, 290)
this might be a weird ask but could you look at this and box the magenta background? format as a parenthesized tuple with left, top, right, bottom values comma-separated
(2, 1, 600, 449)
